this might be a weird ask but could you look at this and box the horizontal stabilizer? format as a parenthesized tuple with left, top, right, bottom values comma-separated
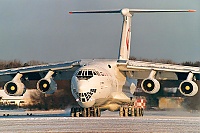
(69, 8, 196, 16)
(69, 10, 121, 14)
(128, 9, 196, 13)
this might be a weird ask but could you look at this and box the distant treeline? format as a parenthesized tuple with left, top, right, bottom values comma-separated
(130, 56, 200, 67)
(0, 59, 46, 70)
(181, 61, 200, 67)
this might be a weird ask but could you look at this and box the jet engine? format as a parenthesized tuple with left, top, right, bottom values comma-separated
(179, 80, 198, 96)
(37, 71, 57, 94)
(141, 78, 160, 94)
(4, 81, 26, 96)
(179, 72, 198, 96)
(4, 73, 26, 96)
(37, 78, 57, 94)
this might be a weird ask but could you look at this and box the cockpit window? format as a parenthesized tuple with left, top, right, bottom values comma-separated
(76, 69, 108, 80)
(77, 71, 82, 76)
(76, 69, 95, 80)
(88, 71, 93, 76)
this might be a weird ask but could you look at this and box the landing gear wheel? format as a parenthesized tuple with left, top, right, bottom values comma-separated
(124, 107, 128, 117)
(134, 108, 137, 117)
(70, 107, 75, 117)
(128, 106, 133, 116)
(87, 107, 91, 117)
(75, 107, 80, 117)
(131, 106, 135, 117)
(119, 106, 124, 117)
(90, 107, 94, 117)
(140, 108, 144, 116)
(136, 108, 140, 117)
(82, 108, 87, 117)
(70, 107, 101, 117)
(70, 107, 81, 117)
(96, 107, 101, 117)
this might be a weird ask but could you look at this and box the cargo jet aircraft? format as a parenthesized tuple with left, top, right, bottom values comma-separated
(1, 8, 199, 117)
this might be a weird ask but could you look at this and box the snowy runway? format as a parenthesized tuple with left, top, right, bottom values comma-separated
(0, 110, 199, 133)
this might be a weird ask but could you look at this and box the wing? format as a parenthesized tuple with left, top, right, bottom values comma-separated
(0, 60, 80, 80)
(117, 60, 200, 80)
(117, 60, 200, 96)
(0, 60, 81, 96)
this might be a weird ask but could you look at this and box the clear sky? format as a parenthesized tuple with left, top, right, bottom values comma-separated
(0, 0, 199, 63)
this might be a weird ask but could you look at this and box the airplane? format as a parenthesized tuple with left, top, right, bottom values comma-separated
(0, 8, 199, 117)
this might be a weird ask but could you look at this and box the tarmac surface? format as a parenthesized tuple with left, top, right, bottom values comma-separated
(0, 109, 199, 133)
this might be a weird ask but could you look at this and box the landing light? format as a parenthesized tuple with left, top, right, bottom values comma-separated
(76, 99, 80, 102)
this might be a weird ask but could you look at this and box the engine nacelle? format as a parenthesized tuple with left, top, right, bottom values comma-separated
(141, 78, 160, 94)
(37, 78, 57, 94)
(179, 80, 198, 96)
(4, 81, 26, 96)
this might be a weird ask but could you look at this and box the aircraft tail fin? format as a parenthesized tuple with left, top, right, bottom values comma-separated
(69, 8, 196, 61)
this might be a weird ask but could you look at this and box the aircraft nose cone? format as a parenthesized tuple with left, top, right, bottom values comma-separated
(75, 84, 97, 108)
(77, 85, 88, 93)
(78, 98, 95, 108)
(71, 76, 97, 108)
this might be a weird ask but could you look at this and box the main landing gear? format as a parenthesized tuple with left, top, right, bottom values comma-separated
(119, 105, 144, 117)
(119, 97, 146, 117)
(70, 107, 101, 117)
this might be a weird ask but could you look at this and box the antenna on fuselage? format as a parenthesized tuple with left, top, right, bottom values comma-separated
(69, 8, 196, 61)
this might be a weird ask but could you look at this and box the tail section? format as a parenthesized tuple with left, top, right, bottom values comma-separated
(69, 8, 196, 61)
(118, 9, 132, 61)
(118, 8, 195, 61)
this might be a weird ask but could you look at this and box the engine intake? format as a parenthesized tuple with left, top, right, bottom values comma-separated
(37, 78, 57, 94)
(141, 78, 160, 94)
(4, 81, 26, 96)
(179, 80, 198, 96)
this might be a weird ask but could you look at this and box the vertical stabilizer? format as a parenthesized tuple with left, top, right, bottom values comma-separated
(118, 9, 132, 61)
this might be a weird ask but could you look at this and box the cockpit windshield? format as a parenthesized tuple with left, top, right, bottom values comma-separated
(76, 69, 108, 80)
(76, 69, 96, 80)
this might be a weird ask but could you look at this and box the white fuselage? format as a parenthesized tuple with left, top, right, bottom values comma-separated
(71, 60, 137, 111)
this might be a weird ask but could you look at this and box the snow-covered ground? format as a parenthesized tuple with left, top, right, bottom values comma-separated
(0, 109, 199, 132)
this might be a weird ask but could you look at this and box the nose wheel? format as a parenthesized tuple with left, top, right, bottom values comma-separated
(70, 107, 101, 117)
